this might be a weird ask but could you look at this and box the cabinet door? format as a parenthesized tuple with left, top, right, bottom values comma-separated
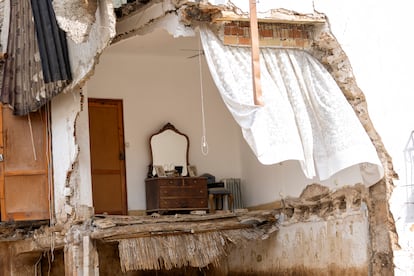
(0, 105, 50, 221)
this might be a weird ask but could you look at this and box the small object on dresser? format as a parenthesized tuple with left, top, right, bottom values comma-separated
(147, 165, 154, 178)
(165, 170, 175, 177)
(188, 165, 197, 177)
(154, 165, 166, 177)
(175, 166, 183, 175)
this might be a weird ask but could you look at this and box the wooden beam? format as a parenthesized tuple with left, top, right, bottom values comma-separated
(64, 236, 99, 276)
(91, 211, 278, 241)
(249, 0, 263, 106)
(215, 10, 326, 25)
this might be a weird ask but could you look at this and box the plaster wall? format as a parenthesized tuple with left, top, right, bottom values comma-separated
(51, 90, 84, 222)
(310, 3, 414, 271)
(86, 49, 242, 211)
(307, 0, 413, 273)
(223, 209, 369, 275)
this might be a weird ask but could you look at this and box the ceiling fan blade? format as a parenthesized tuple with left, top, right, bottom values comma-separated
(186, 50, 204, 59)
(187, 53, 200, 59)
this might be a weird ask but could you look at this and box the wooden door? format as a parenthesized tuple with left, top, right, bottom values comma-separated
(88, 99, 127, 215)
(0, 104, 50, 221)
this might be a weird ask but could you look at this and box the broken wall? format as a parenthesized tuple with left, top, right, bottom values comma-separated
(223, 212, 369, 275)
(7, 0, 405, 274)
(51, 0, 116, 224)
(311, 1, 414, 273)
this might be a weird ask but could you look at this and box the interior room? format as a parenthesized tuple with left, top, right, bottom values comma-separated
(85, 27, 373, 214)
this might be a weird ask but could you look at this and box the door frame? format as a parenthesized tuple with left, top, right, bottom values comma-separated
(88, 98, 127, 215)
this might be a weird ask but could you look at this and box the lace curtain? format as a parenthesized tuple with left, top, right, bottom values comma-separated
(200, 26, 383, 186)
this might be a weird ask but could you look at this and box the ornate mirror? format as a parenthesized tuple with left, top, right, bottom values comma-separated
(149, 123, 189, 177)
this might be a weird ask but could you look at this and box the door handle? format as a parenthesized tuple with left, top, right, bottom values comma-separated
(119, 152, 125, 160)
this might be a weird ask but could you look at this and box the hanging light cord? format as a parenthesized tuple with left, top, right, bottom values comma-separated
(198, 36, 209, 156)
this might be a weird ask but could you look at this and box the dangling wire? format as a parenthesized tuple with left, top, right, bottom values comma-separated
(27, 112, 37, 161)
(198, 34, 209, 156)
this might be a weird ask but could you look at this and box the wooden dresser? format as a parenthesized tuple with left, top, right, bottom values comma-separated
(145, 177, 208, 213)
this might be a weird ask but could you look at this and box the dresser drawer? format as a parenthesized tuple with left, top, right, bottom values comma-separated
(183, 178, 206, 186)
(145, 177, 208, 212)
(159, 198, 207, 209)
(160, 187, 207, 197)
(157, 178, 183, 186)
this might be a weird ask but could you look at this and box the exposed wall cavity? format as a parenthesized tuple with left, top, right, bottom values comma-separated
(114, 0, 197, 44)
(309, 26, 398, 275)
(63, 0, 116, 93)
(53, 0, 98, 43)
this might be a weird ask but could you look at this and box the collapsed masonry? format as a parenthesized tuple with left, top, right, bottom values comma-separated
(0, 0, 398, 275)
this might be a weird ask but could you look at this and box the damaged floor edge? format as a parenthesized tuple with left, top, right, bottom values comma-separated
(0, 183, 371, 273)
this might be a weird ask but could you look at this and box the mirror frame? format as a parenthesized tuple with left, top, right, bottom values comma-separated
(149, 122, 190, 177)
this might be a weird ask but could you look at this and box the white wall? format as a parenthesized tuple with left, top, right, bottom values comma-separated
(51, 90, 87, 222)
(87, 47, 242, 211)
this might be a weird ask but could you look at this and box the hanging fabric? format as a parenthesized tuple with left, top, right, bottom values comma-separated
(1, 0, 71, 115)
(31, 0, 72, 83)
(200, 25, 383, 186)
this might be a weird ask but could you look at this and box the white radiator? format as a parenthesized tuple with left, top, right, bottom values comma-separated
(222, 178, 243, 209)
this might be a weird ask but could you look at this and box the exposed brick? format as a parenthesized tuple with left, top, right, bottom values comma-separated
(288, 29, 294, 38)
(222, 21, 314, 49)
(225, 22, 237, 27)
(231, 27, 245, 36)
(260, 29, 273, 38)
(223, 36, 238, 45)
(295, 39, 305, 48)
(240, 21, 250, 27)
(238, 37, 251, 45)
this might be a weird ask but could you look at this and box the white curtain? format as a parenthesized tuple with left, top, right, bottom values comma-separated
(200, 26, 383, 186)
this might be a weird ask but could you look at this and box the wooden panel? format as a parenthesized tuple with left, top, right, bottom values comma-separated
(92, 174, 123, 215)
(183, 177, 206, 186)
(145, 180, 160, 211)
(160, 198, 207, 209)
(0, 105, 50, 222)
(4, 173, 48, 221)
(157, 178, 183, 187)
(89, 105, 121, 170)
(160, 187, 207, 197)
(0, 109, 5, 220)
(3, 108, 46, 172)
(88, 98, 127, 215)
